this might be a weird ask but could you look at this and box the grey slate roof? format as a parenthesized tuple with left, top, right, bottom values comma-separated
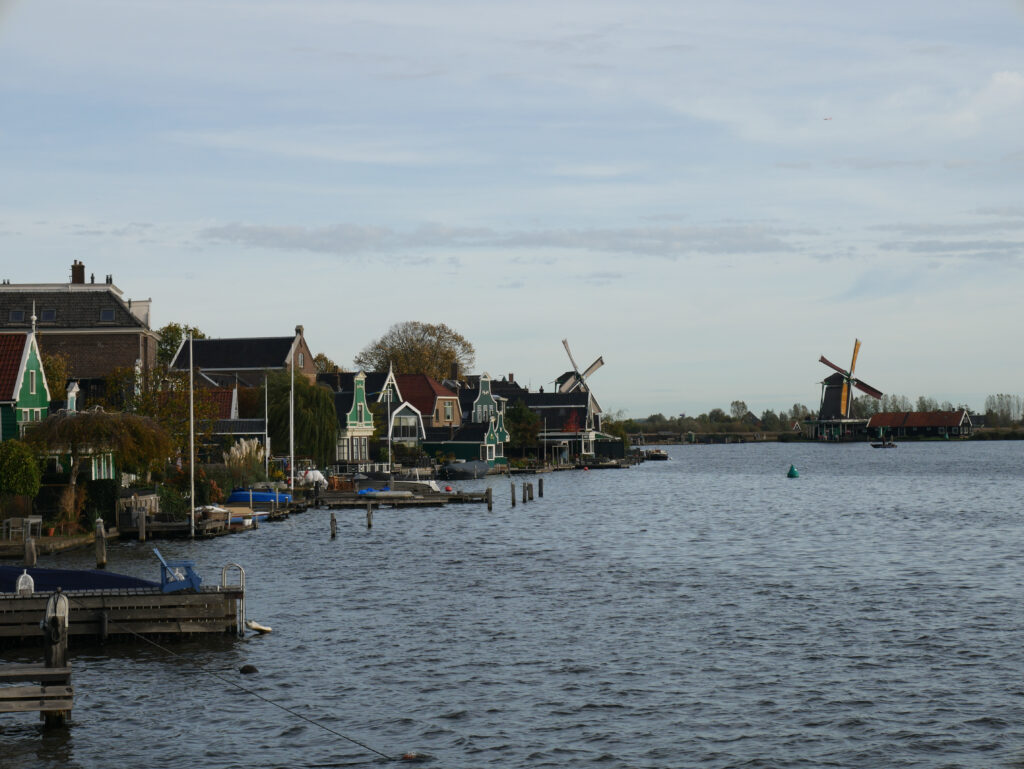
(0, 288, 148, 330)
(169, 337, 294, 371)
(317, 371, 392, 398)
(424, 423, 489, 443)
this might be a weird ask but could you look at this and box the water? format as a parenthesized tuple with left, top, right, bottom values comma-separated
(4, 442, 1024, 768)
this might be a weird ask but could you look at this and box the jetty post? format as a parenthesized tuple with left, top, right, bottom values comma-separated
(527, 483, 534, 501)
(522, 483, 527, 504)
(24, 536, 36, 568)
(138, 506, 147, 542)
(43, 591, 70, 727)
(95, 518, 107, 569)
(330, 512, 337, 539)
(366, 503, 373, 529)
(510, 482, 516, 507)
(486, 487, 493, 512)
(538, 478, 543, 498)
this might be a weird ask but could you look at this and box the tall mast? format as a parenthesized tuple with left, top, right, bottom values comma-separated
(189, 335, 195, 539)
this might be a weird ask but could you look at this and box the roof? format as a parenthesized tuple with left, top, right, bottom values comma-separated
(394, 374, 457, 414)
(424, 423, 489, 443)
(0, 333, 29, 400)
(867, 410, 970, 429)
(212, 418, 267, 435)
(0, 288, 150, 331)
(318, 371, 393, 399)
(169, 336, 294, 371)
(519, 390, 590, 408)
(208, 388, 234, 420)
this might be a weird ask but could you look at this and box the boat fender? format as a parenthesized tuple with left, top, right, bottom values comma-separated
(245, 619, 272, 634)
(445, 486, 453, 492)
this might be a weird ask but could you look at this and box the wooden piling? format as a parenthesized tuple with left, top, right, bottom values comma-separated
(94, 518, 107, 570)
(138, 508, 147, 542)
(522, 483, 527, 503)
(43, 591, 70, 727)
(527, 483, 534, 501)
(24, 537, 36, 568)
(366, 503, 373, 529)
(486, 487, 493, 512)
(510, 482, 516, 507)
(538, 478, 544, 498)
(330, 512, 337, 539)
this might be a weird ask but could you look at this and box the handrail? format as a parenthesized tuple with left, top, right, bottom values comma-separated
(221, 563, 246, 637)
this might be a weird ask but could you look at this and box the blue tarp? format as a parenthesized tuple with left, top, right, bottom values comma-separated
(0, 565, 159, 593)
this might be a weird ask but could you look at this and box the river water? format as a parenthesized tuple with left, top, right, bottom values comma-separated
(4, 441, 1024, 768)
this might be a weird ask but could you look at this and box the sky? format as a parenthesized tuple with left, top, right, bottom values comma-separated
(2, 1, 1024, 418)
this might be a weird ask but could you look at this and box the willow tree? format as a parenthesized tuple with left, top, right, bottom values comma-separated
(266, 370, 336, 470)
(353, 321, 475, 381)
(24, 407, 174, 523)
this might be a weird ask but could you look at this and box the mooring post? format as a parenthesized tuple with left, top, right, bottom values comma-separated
(486, 486, 493, 512)
(43, 590, 70, 727)
(522, 483, 527, 503)
(527, 483, 534, 501)
(94, 518, 107, 569)
(366, 503, 373, 529)
(24, 536, 37, 568)
(138, 507, 147, 542)
(510, 482, 516, 507)
(538, 478, 544, 498)
(330, 512, 337, 539)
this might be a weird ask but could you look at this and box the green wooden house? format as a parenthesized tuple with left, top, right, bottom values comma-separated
(0, 332, 50, 442)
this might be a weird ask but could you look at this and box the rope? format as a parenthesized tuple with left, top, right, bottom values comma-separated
(62, 593, 394, 762)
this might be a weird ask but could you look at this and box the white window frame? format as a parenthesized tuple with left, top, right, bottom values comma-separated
(30, 370, 36, 394)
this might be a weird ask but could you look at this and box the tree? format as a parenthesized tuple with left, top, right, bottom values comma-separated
(730, 400, 748, 420)
(314, 352, 344, 374)
(504, 400, 541, 453)
(760, 410, 781, 431)
(353, 321, 475, 381)
(24, 407, 173, 523)
(0, 440, 42, 513)
(266, 371, 336, 470)
(157, 322, 207, 368)
(41, 351, 71, 395)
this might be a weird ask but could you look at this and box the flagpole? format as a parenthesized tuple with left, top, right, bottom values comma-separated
(189, 335, 195, 539)
(289, 347, 295, 491)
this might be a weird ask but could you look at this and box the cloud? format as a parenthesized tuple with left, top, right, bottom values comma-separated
(879, 238, 1024, 261)
(201, 220, 799, 259)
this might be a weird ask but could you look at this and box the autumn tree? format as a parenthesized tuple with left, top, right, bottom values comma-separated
(730, 400, 748, 420)
(157, 322, 207, 368)
(25, 407, 173, 523)
(0, 440, 42, 514)
(41, 351, 71, 395)
(504, 400, 541, 454)
(266, 370, 336, 470)
(314, 352, 344, 374)
(354, 321, 475, 381)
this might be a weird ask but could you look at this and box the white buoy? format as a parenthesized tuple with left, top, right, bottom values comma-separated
(245, 619, 272, 634)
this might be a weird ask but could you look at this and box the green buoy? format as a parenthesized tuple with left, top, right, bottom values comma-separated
(787, 464, 799, 478)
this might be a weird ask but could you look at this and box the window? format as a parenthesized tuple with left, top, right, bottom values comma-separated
(298, 352, 304, 368)
(100, 308, 115, 322)
(357, 403, 364, 423)
(34, 409, 41, 421)
(9, 310, 24, 322)
(444, 401, 453, 421)
(337, 439, 349, 461)
(487, 444, 495, 461)
(40, 309, 56, 322)
(30, 370, 36, 394)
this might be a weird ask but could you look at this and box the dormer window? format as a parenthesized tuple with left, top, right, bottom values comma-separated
(40, 309, 56, 322)
(9, 310, 24, 322)
(100, 308, 115, 322)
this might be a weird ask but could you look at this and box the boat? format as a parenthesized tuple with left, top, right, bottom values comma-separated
(226, 489, 292, 505)
(439, 460, 490, 480)
(644, 449, 669, 460)
(871, 441, 897, 448)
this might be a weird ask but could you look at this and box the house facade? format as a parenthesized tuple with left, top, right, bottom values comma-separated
(0, 261, 158, 388)
(331, 372, 376, 464)
(0, 332, 50, 441)
(866, 410, 973, 439)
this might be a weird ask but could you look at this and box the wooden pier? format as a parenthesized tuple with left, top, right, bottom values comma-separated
(320, 490, 489, 510)
(0, 585, 244, 647)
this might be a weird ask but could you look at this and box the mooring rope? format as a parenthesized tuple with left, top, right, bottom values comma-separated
(61, 592, 395, 762)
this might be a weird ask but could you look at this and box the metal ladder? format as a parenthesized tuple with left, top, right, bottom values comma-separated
(220, 563, 246, 638)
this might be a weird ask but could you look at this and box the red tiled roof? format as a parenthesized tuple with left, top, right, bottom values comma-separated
(867, 410, 969, 429)
(394, 374, 458, 415)
(208, 388, 234, 419)
(0, 333, 28, 401)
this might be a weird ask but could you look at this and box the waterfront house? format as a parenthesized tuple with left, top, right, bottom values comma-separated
(327, 371, 377, 467)
(0, 261, 158, 396)
(168, 325, 316, 388)
(866, 410, 973, 439)
(0, 331, 50, 441)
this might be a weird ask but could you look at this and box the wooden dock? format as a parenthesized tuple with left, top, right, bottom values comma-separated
(0, 585, 244, 647)
(320, 490, 489, 509)
(0, 664, 73, 717)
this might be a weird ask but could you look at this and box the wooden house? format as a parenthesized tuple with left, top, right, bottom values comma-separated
(0, 262, 158, 392)
(168, 325, 316, 388)
(866, 410, 973, 439)
(0, 332, 50, 441)
(327, 372, 377, 465)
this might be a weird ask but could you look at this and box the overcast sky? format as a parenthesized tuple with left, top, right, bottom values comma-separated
(2, 1, 1024, 417)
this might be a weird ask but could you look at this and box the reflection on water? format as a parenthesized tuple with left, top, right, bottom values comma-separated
(4, 442, 1024, 768)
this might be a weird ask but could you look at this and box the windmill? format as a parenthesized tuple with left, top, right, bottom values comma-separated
(818, 338, 883, 420)
(557, 338, 603, 394)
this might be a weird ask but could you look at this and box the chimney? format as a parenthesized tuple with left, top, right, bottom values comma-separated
(105, 274, 113, 285)
(295, 324, 304, 336)
(450, 361, 459, 380)
(90, 273, 95, 283)
(509, 373, 514, 383)
(71, 260, 85, 284)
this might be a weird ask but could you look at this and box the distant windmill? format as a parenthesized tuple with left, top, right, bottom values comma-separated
(557, 338, 603, 394)
(818, 339, 883, 419)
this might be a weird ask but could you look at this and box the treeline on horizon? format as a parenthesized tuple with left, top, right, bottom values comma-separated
(613, 393, 1024, 434)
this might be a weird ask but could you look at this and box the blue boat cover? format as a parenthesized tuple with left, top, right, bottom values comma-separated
(226, 489, 292, 504)
(0, 565, 159, 593)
